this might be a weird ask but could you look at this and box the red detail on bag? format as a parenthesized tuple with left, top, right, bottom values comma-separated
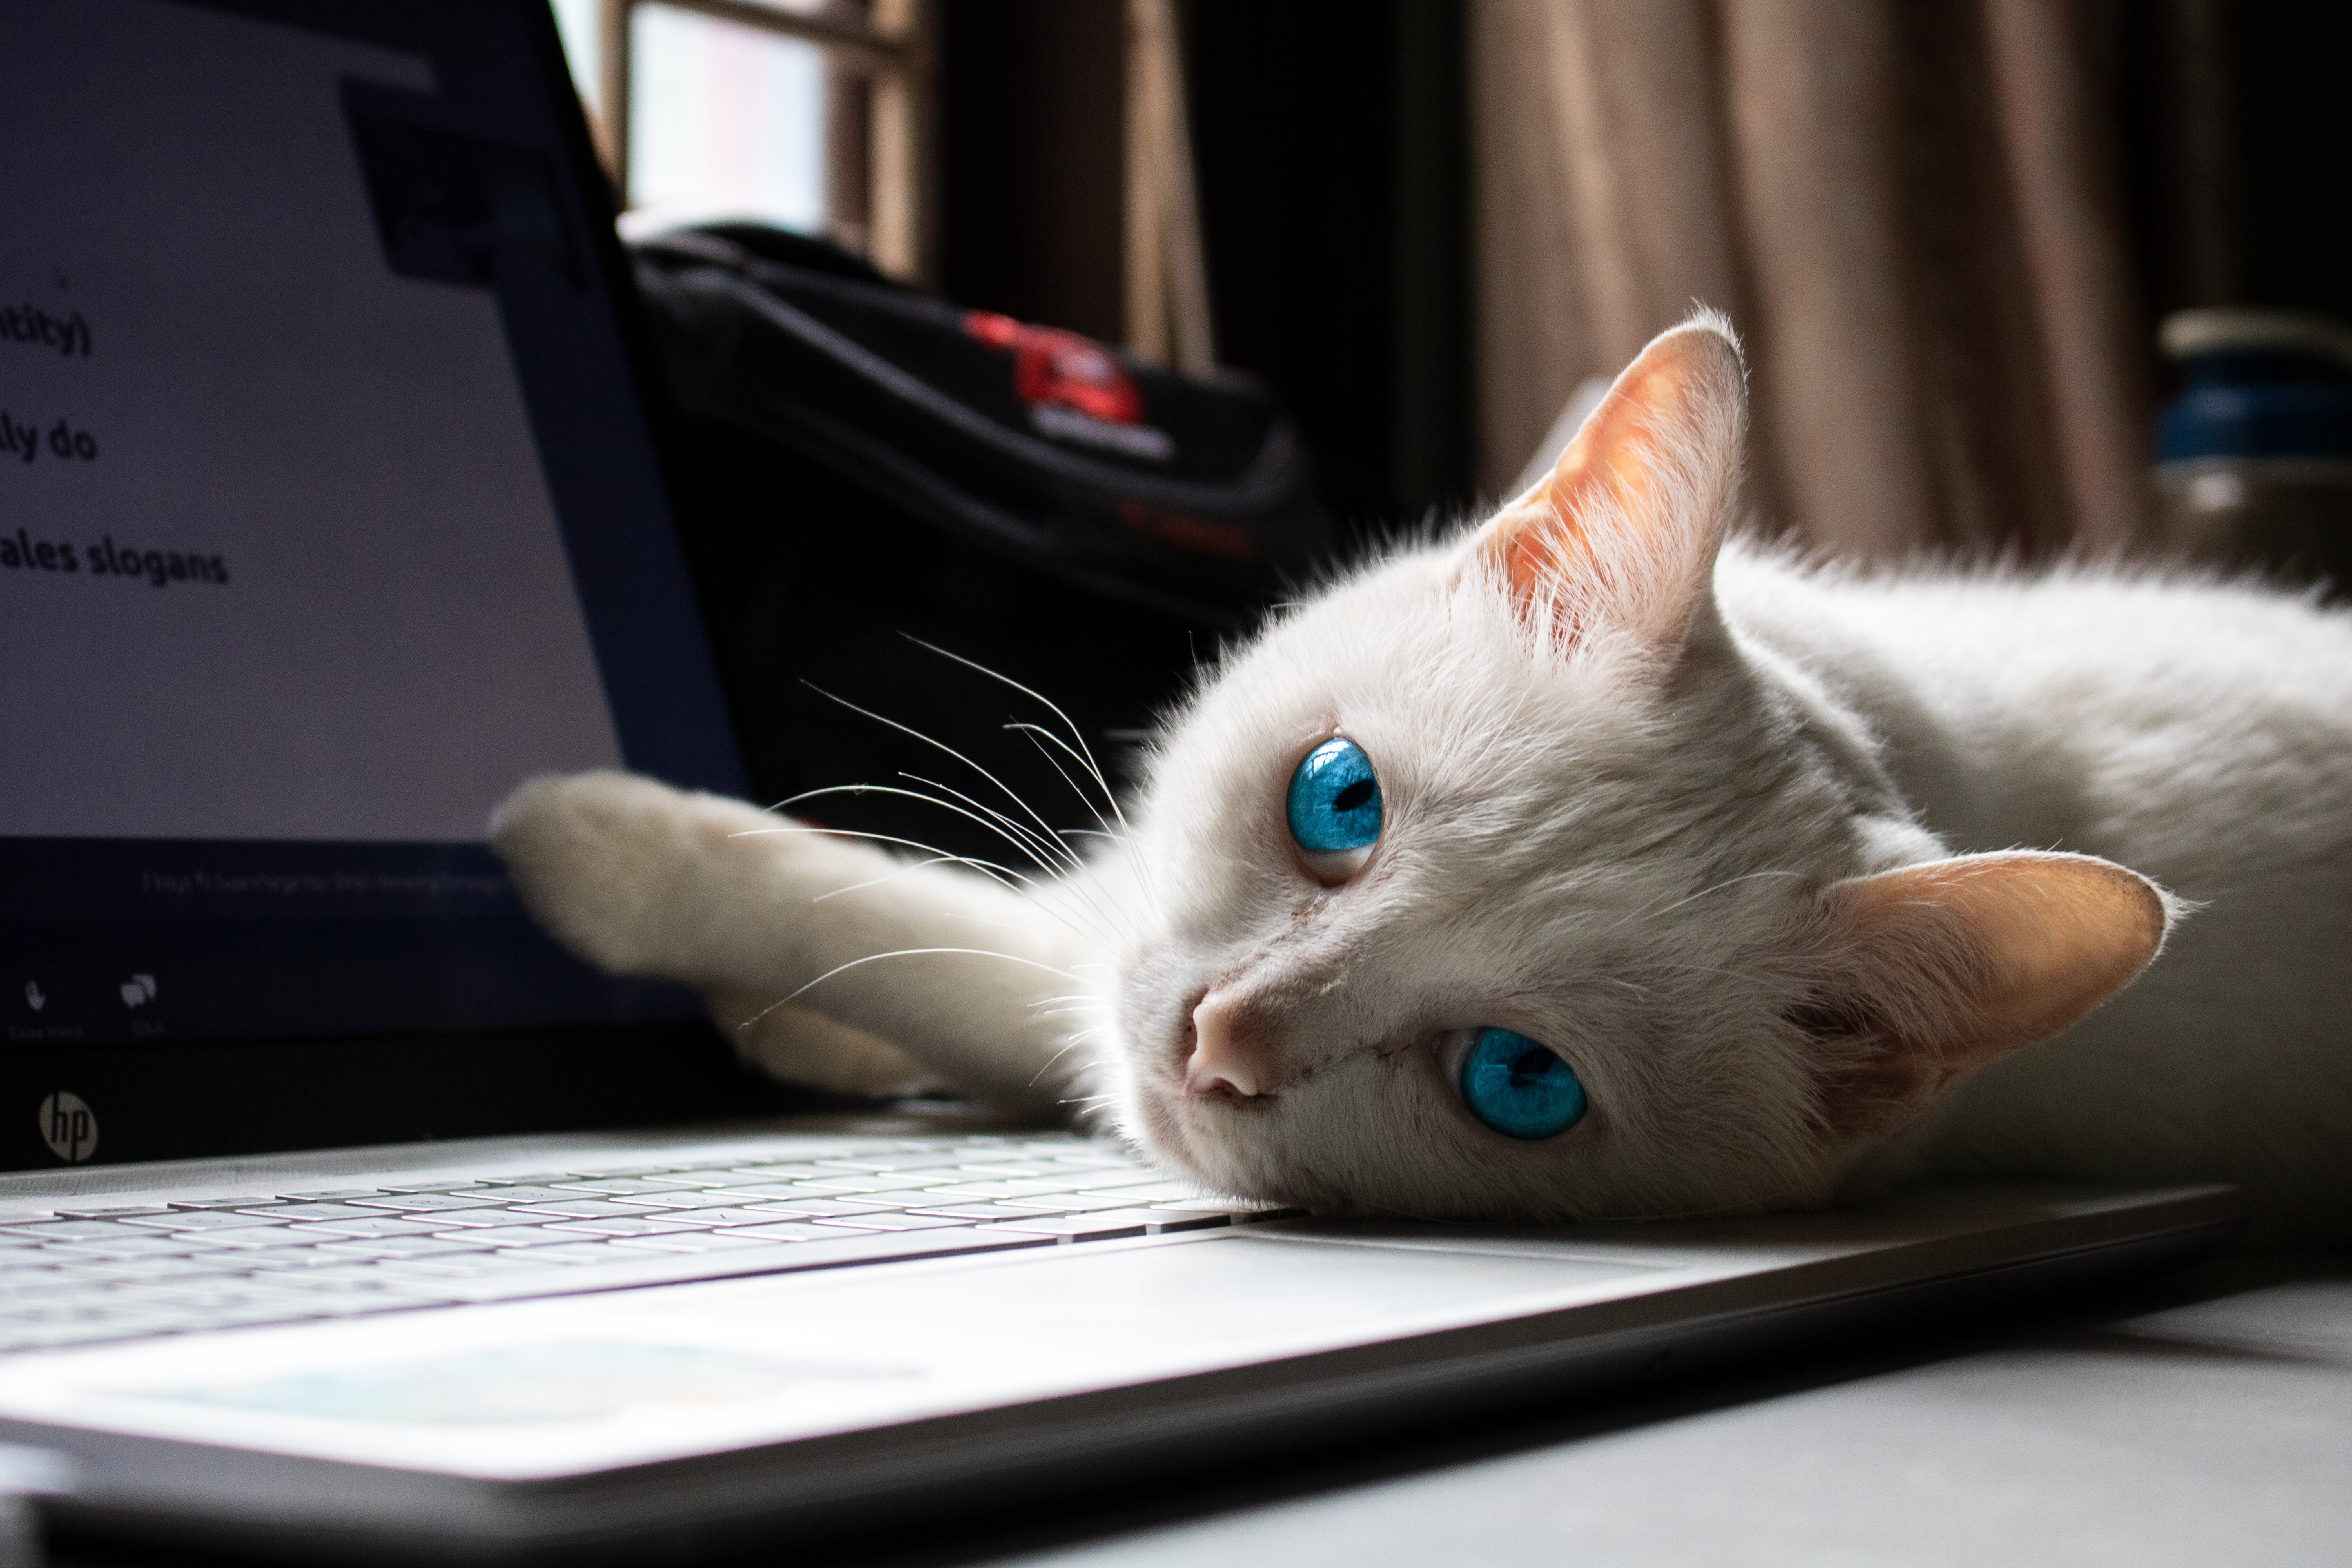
(965, 311, 1144, 425)
(1118, 498, 1258, 562)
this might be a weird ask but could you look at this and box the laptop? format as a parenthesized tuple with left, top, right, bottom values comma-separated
(0, 0, 2244, 1560)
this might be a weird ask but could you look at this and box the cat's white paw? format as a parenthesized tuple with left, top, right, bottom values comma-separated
(490, 769, 758, 978)
(707, 991, 943, 1097)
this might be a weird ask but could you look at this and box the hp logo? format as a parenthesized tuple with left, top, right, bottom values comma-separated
(38, 1091, 98, 1163)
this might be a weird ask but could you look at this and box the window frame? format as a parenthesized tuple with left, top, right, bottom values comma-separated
(590, 0, 932, 279)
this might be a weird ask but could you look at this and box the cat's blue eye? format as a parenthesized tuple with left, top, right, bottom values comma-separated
(1287, 738, 1383, 867)
(1458, 1027, 1588, 1140)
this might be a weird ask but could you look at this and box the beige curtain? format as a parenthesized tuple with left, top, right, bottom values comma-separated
(1473, 0, 2154, 558)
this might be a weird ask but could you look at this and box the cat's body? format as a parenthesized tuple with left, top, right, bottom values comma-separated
(495, 316, 2352, 1241)
(1718, 550, 2352, 1235)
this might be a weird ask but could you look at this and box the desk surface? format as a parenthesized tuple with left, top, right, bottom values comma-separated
(973, 1250, 2352, 1568)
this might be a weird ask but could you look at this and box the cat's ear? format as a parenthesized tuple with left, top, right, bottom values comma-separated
(1471, 310, 1746, 649)
(1804, 851, 2175, 1133)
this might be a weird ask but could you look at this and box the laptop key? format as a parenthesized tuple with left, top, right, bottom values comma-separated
(42, 1235, 215, 1259)
(1132, 1210, 1236, 1234)
(372, 1254, 570, 1281)
(915, 1181, 1063, 1201)
(275, 1264, 420, 1287)
(993, 1193, 1156, 1214)
(602, 1232, 783, 1254)
(807, 1213, 969, 1232)
(693, 1195, 899, 1219)
(495, 1243, 636, 1266)
(542, 1216, 713, 1237)
(785, 1173, 942, 1195)
(51, 1252, 253, 1280)
(394, 1208, 539, 1229)
(4, 1220, 161, 1241)
(607, 1189, 799, 1211)
(303, 1217, 445, 1239)
(116, 1210, 285, 1232)
(1076, 1180, 1210, 1201)
(616, 1205, 804, 1227)
(641, 1169, 772, 1187)
(341, 1193, 506, 1212)
(706, 1221, 840, 1243)
(501, 1198, 676, 1219)
(315, 1234, 498, 1259)
(437, 1224, 582, 1248)
(190, 1225, 303, 1249)
(968, 1211, 1160, 1241)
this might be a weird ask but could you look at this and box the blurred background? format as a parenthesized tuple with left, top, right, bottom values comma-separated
(547, 0, 2352, 566)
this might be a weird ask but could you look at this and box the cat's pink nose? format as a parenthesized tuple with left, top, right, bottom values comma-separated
(1185, 990, 1266, 1098)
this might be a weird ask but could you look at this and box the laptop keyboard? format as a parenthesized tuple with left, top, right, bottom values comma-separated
(0, 1135, 1299, 1355)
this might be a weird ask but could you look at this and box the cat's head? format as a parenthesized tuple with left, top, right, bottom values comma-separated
(1103, 312, 2171, 1221)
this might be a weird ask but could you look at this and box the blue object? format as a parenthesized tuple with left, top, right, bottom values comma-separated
(2158, 349, 2352, 463)
(1458, 1027, 1588, 1140)
(1287, 737, 1383, 854)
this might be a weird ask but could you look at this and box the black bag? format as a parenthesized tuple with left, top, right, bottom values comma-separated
(631, 225, 1330, 862)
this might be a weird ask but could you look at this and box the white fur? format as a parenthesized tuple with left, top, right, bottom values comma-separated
(492, 318, 2352, 1241)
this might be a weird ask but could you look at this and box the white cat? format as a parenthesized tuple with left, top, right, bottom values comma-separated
(493, 312, 2352, 1241)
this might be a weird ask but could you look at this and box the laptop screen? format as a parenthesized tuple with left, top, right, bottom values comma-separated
(2, 0, 747, 1060)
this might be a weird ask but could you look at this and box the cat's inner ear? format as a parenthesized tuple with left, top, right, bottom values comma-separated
(1473, 310, 1748, 649)
(1805, 852, 2174, 1134)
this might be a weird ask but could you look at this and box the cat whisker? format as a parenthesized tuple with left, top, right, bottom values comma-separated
(1629, 867, 1809, 928)
(1009, 723, 1162, 918)
(801, 679, 1081, 863)
(767, 785, 1070, 880)
(936, 909, 1096, 949)
(780, 773, 1131, 947)
(808, 856, 965, 902)
(899, 772, 1082, 877)
(877, 633, 1159, 926)
(1635, 961, 1768, 985)
(902, 636, 1137, 841)
(1005, 722, 1120, 835)
(730, 821, 1045, 900)
(729, 822, 1106, 948)
(887, 781, 1139, 946)
(757, 947, 1082, 1018)
(1029, 1034, 1103, 1086)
